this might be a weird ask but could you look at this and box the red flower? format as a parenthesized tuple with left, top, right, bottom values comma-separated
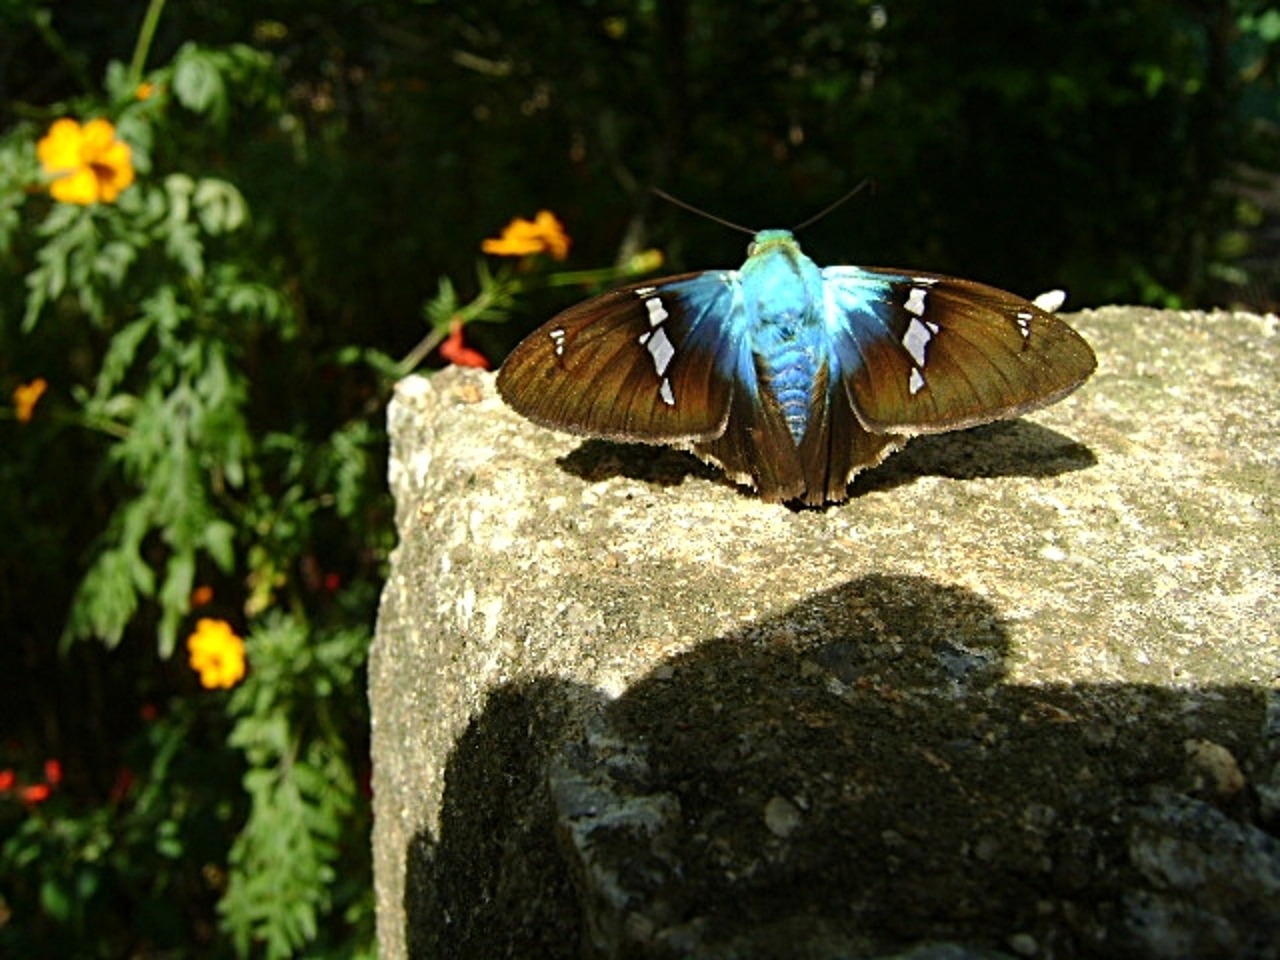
(109, 767, 136, 804)
(20, 783, 51, 805)
(439, 320, 490, 370)
(44, 758, 62, 785)
(0, 769, 14, 792)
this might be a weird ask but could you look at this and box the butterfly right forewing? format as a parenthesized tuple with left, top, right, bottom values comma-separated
(497, 272, 743, 443)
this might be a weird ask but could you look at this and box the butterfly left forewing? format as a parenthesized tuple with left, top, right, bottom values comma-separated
(822, 267, 1096, 433)
(497, 272, 741, 442)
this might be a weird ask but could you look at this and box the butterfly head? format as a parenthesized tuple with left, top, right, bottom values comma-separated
(746, 229, 801, 259)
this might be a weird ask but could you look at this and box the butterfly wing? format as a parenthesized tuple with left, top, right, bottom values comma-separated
(496, 272, 743, 442)
(822, 267, 1096, 434)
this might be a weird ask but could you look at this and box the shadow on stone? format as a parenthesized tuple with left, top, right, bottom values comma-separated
(404, 677, 588, 959)
(555, 420, 1096, 501)
(557, 440, 721, 491)
(404, 575, 1274, 959)
(856, 420, 1098, 493)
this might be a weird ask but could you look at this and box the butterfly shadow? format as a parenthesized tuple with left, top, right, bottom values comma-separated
(555, 419, 1095, 504)
(556, 439, 722, 491)
(851, 418, 1097, 496)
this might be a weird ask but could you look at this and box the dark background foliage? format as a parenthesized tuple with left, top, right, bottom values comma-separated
(9, 1, 1276, 333)
(2, 0, 1278, 956)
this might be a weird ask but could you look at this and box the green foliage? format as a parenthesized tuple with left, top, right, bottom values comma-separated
(3, 6, 432, 956)
(20, 160, 277, 656)
(220, 616, 371, 959)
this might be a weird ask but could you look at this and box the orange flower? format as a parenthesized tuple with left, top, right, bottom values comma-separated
(439, 319, 490, 369)
(190, 585, 215, 608)
(187, 618, 247, 689)
(12, 378, 47, 422)
(136, 82, 157, 101)
(482, 210, 570, 260)
(37, 118, 135, 205)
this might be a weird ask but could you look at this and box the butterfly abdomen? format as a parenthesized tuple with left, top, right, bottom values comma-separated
(756, 331, 824, 442)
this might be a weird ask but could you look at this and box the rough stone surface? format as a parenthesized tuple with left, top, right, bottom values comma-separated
(370, 308, 1280, 959)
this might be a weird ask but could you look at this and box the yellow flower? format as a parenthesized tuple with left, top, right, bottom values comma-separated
(187, 618, 247, 690)
(626, 248, 665, 274)
(482, 210, 571, 260)
(37, 118, 136, 205)
(12, 378, 48, 423)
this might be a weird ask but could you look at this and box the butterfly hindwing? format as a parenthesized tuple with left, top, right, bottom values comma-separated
(822, 267, 1097, 434)
(794, 366, 905, 505)
(497, 272, 741, 442)
(692, 351, 808, 502)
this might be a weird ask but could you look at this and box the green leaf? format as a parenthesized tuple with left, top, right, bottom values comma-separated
(95, 315, 155, 400)
(193, 178, 248, 234)
(103, 58, 132, 103)
(157, 549, 196, 658)
(203, 519, 237, 572)
(162, 175, 205, 278)
(39, 878, 73, 922)
(66, 543, 153, 648)
(94, 240, 138, 287)
(172, 45, 227, 119)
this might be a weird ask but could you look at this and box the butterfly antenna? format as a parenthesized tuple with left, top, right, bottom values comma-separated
(790, 179, 876, 232)
(651, 187, 757, 236)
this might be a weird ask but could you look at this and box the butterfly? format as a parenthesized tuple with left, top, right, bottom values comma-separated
(496, 228, 1096, 506)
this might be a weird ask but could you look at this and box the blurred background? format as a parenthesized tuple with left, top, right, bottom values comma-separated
(2, 1, 1279, 956)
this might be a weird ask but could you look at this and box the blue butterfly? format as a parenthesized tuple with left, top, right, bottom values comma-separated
(496, 229, 1096, 505)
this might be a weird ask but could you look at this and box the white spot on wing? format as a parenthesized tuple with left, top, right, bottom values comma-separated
(904, 286, 928, 317)
(901, 316, 935, 367)
(635, 286, 657, 297)
(909, 368, 926, 394)
(1014, 310, 1033, 340)
(645, 296, 669, 327)
(644, 325, 675, 376)
(548, 327, 566, 356)
(659, 378, 675, 406)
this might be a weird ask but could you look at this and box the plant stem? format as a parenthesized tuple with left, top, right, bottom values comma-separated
(395, 327, 449, 379)
(128, 0, 169, 88)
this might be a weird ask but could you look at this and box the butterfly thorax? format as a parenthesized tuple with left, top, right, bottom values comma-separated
(739, 230, 828, 443)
